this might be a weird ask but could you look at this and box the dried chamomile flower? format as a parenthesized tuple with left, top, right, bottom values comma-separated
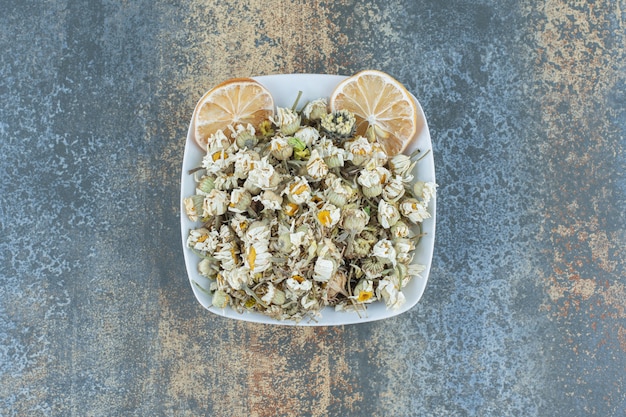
(229, 123, 257, 149)
(214, 172, 239, 191)
(230, 213, 250, 239)
(394, 238, 415, 264)
(376, 277, 406, 310)
(302, 98, 327, 121)
(202, 136, 232, 174)
(399, 198, 430, 224)
(260, 283, 286, 305)
(316, 202, 341, 229)
(285, 275, 313, 295)
(221, 268, 249, 291)
(254, 190, 283, 211)
(388, 154, 416, 179)
(345, 136, 373, 166)
(203, 189, 229, 217)
(198, 258, 218, 278)
(320, 109, 356, 142)
(212, 289, 230, 308)
(325, 177, 353, 208)
(196, 175, 215, 195)
(258, 119, 274, 137)
(382, 175, 406, 202)
(285, 176, 312, 205)
(340, 206, 369, 234)
(244, 236, 272, 274)
(245, 156, 280, 192)
(361, 257, 386, 279)
(205, 129, 231, 151)
(313, 257, 338, 282)
(352, 278, 375, 304)
(306, 149, 329, 180)
(270, 135, 294, 160)
(413, 181, 437, 205)
(372, 239, 397, 266)
(272, 107, 301, 135)
(317, 137, 346, 168)
(183, 195, 204, 222)
(390, 220, 411, 239)
(357, 167, 384, 198)
(214, 238, 240, 271)
(187, 227, 219, 254)
(294, 126, 320, 146)
(369, 142, 389, 167)
(377, 199, 401, 229)
(229, 188, 252, 213)
(233, 150, 260, 179)
(345, 237, 371, 259)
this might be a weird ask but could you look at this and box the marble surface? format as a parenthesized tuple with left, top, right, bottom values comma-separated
(1, 1, 625, 416)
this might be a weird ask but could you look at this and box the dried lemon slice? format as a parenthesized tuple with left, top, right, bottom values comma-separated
(193, 78, 274, 149)
(330, 70, 422, 155)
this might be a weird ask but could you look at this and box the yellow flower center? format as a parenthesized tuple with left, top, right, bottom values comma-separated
(284, 202, 299, 216)
(290, 183, 308, 195)
(357, 290, 373, 303)
(197, 235, 208, 243)
(212, 151, 227, 162)
(317, 210, 332, 227)
(248, 246, 256, 270)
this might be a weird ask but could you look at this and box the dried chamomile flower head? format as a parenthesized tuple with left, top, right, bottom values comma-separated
(382, 175, 405, 202)
(272, 107, 301, 135)
(325, 177, 354, 208)
(233, 150, 260, 179)
(372, 239, 397, 266)
(205, 129, 231, 151)
(285, 176, 312, 205)
(340, 206, 369, 234)
(184, 87, 435, 322)
(230, 123, 257, 149)
(413, 181, 437, 205)
(345, 136, 373, 166)
(246, 156, 280, 192)
(270, 135, 294, 160)
(321, 109, 356, 142)
(302, 98, 328, 121)
(390, 220, 411, 239)
(184, 195, 204, 222)
(203, 189, 229, 217)
(389, 154, 415, 177)
(316, 203, 341, 228)
(198, 258, 218, 278)
(361, 257, 386, 279)
(377, 199, 401, 229)
(357, 167, 384, 198)
(399, 198, 431, 224)
(377, 278, 406, 310)
(229, 188, 252, 213)
(202, 139, 232, 175)
(352, 278, 375, 304)
(212, 289, 230, 308)
(306, 149, 329, 180)
(294, 126, 320, 146)
(254, 190, 283, 211)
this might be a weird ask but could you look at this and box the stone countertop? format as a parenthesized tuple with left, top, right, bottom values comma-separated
(1, 1, 624, 416)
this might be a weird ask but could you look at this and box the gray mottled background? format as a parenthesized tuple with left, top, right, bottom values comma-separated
(1, 0, 625, 416)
